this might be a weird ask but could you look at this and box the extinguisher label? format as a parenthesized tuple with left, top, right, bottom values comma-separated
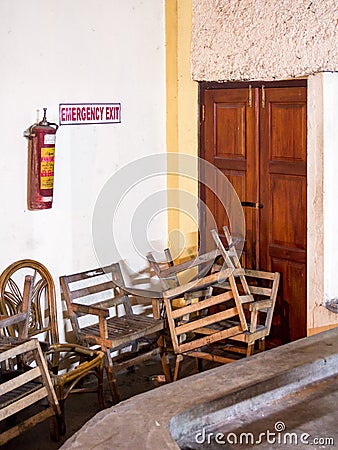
(40, 147, 55, 190)
(44, 134, 56, 145)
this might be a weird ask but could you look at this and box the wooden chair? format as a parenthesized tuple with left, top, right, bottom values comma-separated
(146, 248, 219, 311)
(147, 248, 219, 362)
(0, 275, 62, 444)
(162, 259, 248, 380)
(60, 262, 171, 403)
(0, 260, 105, 434)
(147, 248, 180, 291)
(210, 227, 253, 299)
(211, 227, 280, 356)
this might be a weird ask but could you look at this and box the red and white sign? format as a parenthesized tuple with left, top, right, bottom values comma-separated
(59, 103, 121, 125)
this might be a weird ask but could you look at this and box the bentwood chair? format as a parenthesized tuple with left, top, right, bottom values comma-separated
(0, 275, 62, 444)
(0, 260, 104, 434)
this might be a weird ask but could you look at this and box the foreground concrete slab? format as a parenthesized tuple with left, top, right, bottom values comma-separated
(61, 328, 338, 450)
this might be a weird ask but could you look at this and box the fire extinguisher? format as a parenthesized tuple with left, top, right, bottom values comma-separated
(24, 108, 58, 210)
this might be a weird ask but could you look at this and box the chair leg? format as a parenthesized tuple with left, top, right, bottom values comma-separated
(246, 343, 254, 357)
(195, 357, 203, 373)
(161, 352, 172, 383)
(54, 385, 66, 435)
(58, 399, 67, 436)
(158, 335, 172, 382)
(173, 355, 183, 382)
(105, 351, 120, 404)
(106, 366, 120, 404)
(96, 366, 105, 410)
(49, 415, 61, 442)
(258, 338, 266, 352)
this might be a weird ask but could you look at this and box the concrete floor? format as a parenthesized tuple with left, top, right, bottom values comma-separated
(1, 355, 208, 450)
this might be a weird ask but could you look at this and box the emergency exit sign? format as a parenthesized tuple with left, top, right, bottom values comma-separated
(59, 103, 121, 125)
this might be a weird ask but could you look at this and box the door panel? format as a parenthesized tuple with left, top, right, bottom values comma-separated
(201, 83, 307, 343)
(271, 257, 306, 343)
(259, 86, 307, 341)
(204, 88, 258, 268)
(270, 175, 306, 250)
(270, 104, 306, 162)
(215, 105, 247, 158)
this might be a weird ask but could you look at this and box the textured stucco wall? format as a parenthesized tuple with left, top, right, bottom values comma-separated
(191, 0, 338, 81)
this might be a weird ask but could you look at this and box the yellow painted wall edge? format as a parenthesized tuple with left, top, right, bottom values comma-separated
(166, 0, 199, 261)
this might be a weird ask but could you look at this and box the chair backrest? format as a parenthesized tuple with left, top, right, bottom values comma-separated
(0, 260, 59, 345)
(60, 263, 132, 341)
(212, 227, 280, 335)
(240, 269, 280, 334)
(0, 275, 33, 340)
(211, 228, 254, 304)
(147, 248, 220, 292)
(163, 267, 247, 355)
(0, 337, 61, 444)
(147, 248, 179, 290)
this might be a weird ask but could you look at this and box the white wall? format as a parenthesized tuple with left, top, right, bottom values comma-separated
(323, 73, 338, 304)
(307, 72, 338, 331)
(0, 1, 167, 329)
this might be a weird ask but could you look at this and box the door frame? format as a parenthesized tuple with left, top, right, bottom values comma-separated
(197, 74, 338, 337)
(198, 80, 308, 342)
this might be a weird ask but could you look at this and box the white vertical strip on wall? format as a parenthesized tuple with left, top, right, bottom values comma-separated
(323, 73, 338, 308)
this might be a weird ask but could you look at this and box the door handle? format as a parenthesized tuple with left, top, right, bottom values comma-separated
(241, 201, 263, 209)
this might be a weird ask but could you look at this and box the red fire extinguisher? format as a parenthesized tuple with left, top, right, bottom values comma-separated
(24, 108, 58, 210)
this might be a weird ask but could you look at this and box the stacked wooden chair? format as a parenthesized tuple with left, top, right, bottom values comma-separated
(148, 229, 280, 380)
(60, 262, 171, 403)
(147, 248, 249, 380)
(161, 264, 248, 380)
(0, 275, 62, 444)
(146, 248, 217, 312)
(211, 227, 280, 356)
(0, 260, 105, 434)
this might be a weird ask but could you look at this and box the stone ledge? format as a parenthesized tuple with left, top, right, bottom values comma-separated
(61, 328, 338, 449)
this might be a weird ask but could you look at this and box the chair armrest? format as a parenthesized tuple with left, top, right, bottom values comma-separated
(71, 302, 109, 317)
(248, 299, 273, 311)
(123, 287, 164, 320)
(0, 312, 28, 329)
(125, 287, 163, 299)
(163, 267, 237, 299)
(244, 268, 277, 280)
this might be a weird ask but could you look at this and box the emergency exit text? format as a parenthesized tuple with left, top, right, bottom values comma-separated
(59, 103, 121, 125)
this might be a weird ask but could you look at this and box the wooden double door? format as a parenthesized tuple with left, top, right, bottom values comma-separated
(200, 81, 307, 343)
